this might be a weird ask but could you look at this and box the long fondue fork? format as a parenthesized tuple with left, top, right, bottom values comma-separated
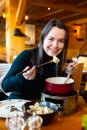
(17, 56, 60, 75)
(64, 73, 71, 84)
(17, 60, 53, 75)
(64, 57, 78, 84)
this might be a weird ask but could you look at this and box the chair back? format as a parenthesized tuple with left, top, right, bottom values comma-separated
(72, 63, 84, 92)
(78, 56, 87, 71)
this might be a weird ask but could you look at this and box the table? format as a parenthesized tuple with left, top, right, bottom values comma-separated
(0, 96, 87, 130)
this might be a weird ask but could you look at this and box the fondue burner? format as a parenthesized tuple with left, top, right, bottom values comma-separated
(41, 90, 78, 115)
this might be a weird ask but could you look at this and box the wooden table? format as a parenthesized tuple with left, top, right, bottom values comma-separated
(0, 96, 87, 130)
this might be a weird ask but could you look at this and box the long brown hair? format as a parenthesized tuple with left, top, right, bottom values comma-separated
(37, 19, 69, 75)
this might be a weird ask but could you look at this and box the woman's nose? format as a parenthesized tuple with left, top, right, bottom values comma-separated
(53, 41, 58, 47)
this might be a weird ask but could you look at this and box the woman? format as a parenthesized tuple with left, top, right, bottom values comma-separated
(2, 19, 77, 100)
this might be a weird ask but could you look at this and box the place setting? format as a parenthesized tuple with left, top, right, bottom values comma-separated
(0, 99, 58, 130)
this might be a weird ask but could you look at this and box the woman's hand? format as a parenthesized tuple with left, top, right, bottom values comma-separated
(65, 61, 78, 74)
(23, 66, 36, 80)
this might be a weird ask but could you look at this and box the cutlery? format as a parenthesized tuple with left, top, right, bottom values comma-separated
(64, 57, 78, 84)
(17, 56, 60, 75)
(17, 60, 53, 75)
(64, 73, 71, 84)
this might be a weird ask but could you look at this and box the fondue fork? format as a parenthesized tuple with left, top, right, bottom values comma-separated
(17, 60, 53, 75)
(17, 56, 60, 75)
(64, 73, 71, 84)
(64, 58, 78, 84)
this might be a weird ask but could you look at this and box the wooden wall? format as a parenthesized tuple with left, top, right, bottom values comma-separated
(0, 1, 87, 62)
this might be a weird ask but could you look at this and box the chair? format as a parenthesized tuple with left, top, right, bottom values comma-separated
(72, 63, 84, 93)
(0, 63, 12, 96)
(78, 56, 87, 71)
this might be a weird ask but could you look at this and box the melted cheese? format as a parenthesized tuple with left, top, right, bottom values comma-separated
(53, 56, 60, 63)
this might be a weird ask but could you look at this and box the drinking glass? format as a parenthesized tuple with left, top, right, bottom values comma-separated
(27, 114, 43, 130)
(6, 114, 26, 130)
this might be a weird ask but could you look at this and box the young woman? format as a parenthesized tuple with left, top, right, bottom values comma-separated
(2, 19, 77, 100)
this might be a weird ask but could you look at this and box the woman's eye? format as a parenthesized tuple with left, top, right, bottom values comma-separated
(48, 38, 54, 41)
(59, 39, 65, 43)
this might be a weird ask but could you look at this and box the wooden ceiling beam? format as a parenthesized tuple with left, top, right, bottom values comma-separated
(76, 1, 87, 6)
(30, 9, 64, 20)
(16, 0, 27, 25)
(31, 1, 87, 14)
(60, 12, 83, 20)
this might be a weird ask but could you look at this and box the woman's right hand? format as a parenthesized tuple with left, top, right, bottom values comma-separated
(23, 66, 36, 80)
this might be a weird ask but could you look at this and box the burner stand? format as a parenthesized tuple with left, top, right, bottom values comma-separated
(41, 90, 78, 115)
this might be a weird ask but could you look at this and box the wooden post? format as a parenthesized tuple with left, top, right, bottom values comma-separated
(6, 0, 26, 63)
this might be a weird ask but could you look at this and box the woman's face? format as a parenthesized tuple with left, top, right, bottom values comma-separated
(43, 26, 65, 57)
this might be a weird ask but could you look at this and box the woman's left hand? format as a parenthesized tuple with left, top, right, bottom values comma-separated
(65, 61, 78, 74)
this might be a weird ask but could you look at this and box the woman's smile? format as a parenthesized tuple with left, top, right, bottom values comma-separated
(43, 26, 65, 56)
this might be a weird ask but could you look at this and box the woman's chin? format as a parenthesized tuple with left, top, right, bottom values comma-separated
(48, 51, 57, 57)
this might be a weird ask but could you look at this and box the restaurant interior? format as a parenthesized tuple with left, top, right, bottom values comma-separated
(0, 0, 87, 130)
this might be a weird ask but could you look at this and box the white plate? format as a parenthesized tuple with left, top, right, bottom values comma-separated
(0, 99, 28, 118)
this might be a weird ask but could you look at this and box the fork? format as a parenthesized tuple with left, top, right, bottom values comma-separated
(17, 60, 53, 75)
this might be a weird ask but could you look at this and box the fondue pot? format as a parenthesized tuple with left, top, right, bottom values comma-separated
(45, 77, 74, 95)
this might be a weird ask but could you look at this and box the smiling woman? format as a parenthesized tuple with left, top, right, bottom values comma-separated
(1, 19, 77, 101)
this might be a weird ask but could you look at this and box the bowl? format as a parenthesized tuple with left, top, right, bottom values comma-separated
(45, 77, 74, 95)
(22, 101, 58, 125)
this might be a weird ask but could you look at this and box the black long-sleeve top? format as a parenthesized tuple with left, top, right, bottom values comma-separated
(2, 48, 67, 100)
